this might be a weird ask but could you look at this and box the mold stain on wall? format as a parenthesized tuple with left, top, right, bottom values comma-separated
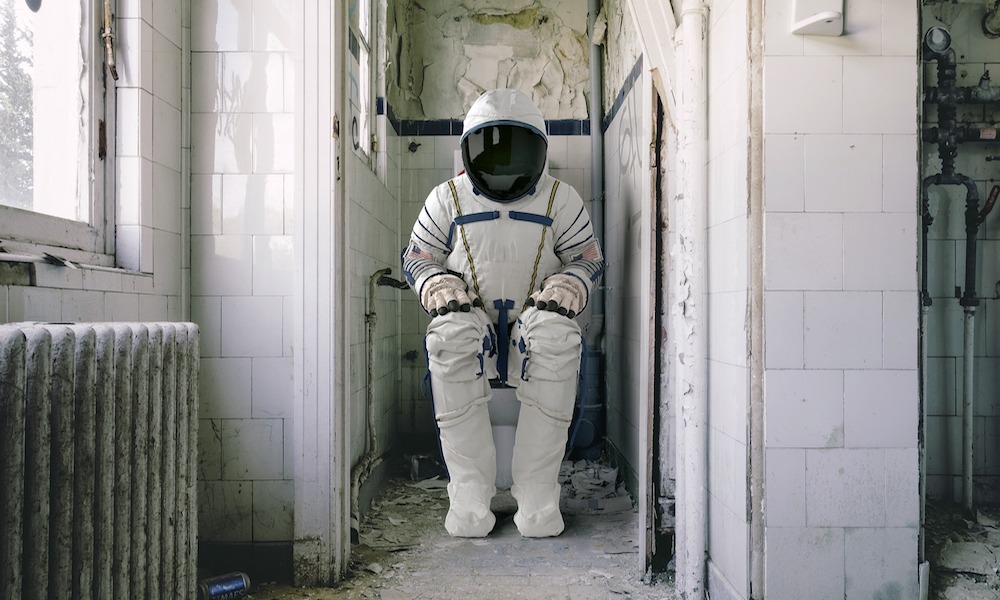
(386, 0, 590, 119)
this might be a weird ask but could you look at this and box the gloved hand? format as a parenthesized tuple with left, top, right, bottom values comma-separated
(526, 273, 586, 318)
(421, 274, 482, 316)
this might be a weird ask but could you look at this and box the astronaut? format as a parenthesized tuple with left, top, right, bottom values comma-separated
(402, 89, 604, 538)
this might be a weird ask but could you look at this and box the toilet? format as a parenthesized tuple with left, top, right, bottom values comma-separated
(487, 385, 520, 489)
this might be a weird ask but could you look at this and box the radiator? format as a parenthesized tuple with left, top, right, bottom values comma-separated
(0, 322, 200, 600)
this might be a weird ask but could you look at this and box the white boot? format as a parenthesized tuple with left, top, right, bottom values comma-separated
(427, 311, 499, 537)
(511, 482, 564, 537)
(509, 309, 581, 538)
(510, 398, 571, 537)
(437, 402, 497, 537)
(445, 481, 497, 537)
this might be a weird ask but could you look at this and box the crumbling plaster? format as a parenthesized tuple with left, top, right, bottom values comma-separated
(386, 0, 590, 119)
(601, 0, 643, 113)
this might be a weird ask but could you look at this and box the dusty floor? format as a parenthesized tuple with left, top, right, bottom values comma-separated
(248, 460, 676, 599)
(228, 472, 1000, 599)
(926, 501, 1000, 599)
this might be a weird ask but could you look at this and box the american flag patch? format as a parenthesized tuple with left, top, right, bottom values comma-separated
(572, 240, 603, 262)
(406, 243, 435, 261)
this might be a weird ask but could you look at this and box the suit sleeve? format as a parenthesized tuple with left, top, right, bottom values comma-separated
(401, 185, 454, 308)
(550, 186, 605, 311)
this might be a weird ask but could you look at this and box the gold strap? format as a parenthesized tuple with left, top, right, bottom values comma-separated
(525, 181, 559, 302)
(447, 180, 483, 299)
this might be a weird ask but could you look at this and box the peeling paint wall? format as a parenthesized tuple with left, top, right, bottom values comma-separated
(386, 0, 590, 119)
(600, 0, 643, 116)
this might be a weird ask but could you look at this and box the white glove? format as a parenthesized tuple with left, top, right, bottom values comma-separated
(421, 274, 481, 316)
(528, 273, 586, 318)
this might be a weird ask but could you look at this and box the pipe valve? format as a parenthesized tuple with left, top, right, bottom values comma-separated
(924, 26, 952, 55)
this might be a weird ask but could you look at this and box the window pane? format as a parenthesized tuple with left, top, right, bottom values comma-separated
(348, 29, 369, 157)
(0, 0, 88, 223)
(350, 0, 369, 44)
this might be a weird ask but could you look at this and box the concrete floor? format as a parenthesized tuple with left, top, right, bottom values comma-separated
(235, 467, 1000, 600)
(251, 463, 677, 599)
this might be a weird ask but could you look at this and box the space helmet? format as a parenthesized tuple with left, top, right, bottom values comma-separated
(460, 89, 548, 203)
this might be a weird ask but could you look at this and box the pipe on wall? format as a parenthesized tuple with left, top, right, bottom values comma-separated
(983, 0, 1000, 38)
(588, 0, 605, 342)
(351, 269, 409, 533)
(922, 26, 985, 514)
(582, 0, 606, 461)
(674, 1, 708, 598)
(921, 172, 981, 513)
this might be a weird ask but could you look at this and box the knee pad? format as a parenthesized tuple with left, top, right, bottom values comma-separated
(512, 308, 582, 382)
(426, 310, 498, 418)
(426, 310, 498, 382)
(511, 308, 582, 420)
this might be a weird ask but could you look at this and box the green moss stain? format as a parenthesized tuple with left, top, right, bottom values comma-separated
(469, 8, 541, 29)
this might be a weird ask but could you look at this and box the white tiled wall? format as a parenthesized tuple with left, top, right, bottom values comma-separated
(191, 0, 297, 544)
(705, 1, 751, 596)
(397, 136, 451, 439)
(347, 146, 403, 467)
(598, 0, 645, 492)
(762, 0, 920, 597)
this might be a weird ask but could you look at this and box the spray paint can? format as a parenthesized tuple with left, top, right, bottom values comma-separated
(197, 572, 251, 600)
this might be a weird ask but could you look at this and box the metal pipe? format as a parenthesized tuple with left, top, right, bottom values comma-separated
(923, 125, 1000, 146)
(959, 177, 981, 311)
(921, 173, 980, 510)
(923, 29, 985, 513)
(588, 0, 605, 334)
(920, 176, 935, 310)
(350, 269, 407, 531)
(919, 303, 929, 562)
(959, 175, 981, 515)
(962, 309, 976, 512)
(923, 85, 1000, 105)
(983, 0, 1000, 38)
(675, 2, 708, 597)
(584, 0, 606, 460)
(350, 268, 392, 528)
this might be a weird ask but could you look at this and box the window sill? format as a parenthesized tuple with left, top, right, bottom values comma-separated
(0, 253, 153, 291)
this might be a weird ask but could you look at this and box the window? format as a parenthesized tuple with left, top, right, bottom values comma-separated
(348, 0, 371, 162)
(0, 0, 111, 263)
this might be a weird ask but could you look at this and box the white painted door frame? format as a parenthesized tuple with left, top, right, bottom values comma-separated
(293, 0, 352, 586)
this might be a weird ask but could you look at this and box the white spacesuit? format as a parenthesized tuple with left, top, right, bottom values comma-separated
(402, 89, 604, 538)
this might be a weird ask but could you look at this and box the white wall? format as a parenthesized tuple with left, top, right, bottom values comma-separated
(761, 0, 920, 597)
(347, 144, 403, 468)
(705, 0, 751, 596)
(598, 0, 648, 493)
(190, 0, 297, 552)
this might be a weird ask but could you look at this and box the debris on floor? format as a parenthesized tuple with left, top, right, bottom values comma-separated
(926, 501, 1000, 599)
(249, 458, 675, 599)
(559, 459, 634, 514)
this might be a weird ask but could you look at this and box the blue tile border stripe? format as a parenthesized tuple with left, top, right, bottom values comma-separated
(379, 98, 591, 137)
(377, 56, 641, 138)
(602, 54, 643, 133)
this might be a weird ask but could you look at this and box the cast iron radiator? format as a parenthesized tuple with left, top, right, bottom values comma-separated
(0, 322, 200, 599)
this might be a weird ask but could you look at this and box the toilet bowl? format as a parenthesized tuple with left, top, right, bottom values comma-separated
(487, 386, 519, 489)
